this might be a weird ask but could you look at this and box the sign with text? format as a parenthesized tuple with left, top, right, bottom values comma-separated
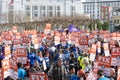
(30, 73, 48, 80)
(97, 56, 111, 68)
(15, 48, 27, 57)
(111, 47, 120, 66)
(4, 45, 11, 57)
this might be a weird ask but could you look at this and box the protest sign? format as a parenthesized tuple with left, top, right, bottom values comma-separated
(89, 44, 96, 61)
(97, 56, 111, 68)
(111, 47, 120, 66)
(16, 48, 27, 56)
(2, 57, 18, 79)
(103, 43, 110, 56)
(4, 45, 11, 59)
(30, 73, 48, 80)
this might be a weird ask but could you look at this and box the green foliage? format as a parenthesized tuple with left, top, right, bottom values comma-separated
(97, 21, 103, 30)
(102, 22, 109, 30)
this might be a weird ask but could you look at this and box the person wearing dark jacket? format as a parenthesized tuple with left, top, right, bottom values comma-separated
(48, 58, 67, 80)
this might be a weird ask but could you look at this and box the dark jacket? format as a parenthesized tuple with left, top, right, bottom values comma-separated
(48, 63, 67, 80)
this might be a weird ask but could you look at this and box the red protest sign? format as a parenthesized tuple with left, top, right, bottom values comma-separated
(30, 73, 48, 80)
(111, 47, 120, 66)
(117, 67, 120, 80)
(79, 36, 88, 45)
(97, 56, 111, 68)
(22, 37, 30, 43)
(17, 57, 27, 64)
(9, 57, 17, 71)
(2, 58, 18, 79)
(111, 47, 120, 57)
(13, 39, 21, 45)
(15, 48, 27, 57)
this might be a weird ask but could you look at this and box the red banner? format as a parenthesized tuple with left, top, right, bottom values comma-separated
(97, 56, 111, 68)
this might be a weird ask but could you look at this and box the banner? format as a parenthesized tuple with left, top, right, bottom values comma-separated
(2, 57, 18, 79)
(103, 43, 110, 56)
(97, 56, 111, 68)
(111, 47, 120, 66)
(90, 44, 96, 61)
(4, 45, 11, 59)
(79, 36, 88, 45)
(16, 48, 27, 56)
(2, 59, 10, 79)
(30, 73, 48, 80)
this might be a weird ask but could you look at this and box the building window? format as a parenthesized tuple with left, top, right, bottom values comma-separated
(33, 11, 38, 17)
(41, 6, 45, 10)
(114, 20, 116, 24)
(117, 20, 119, 24)
(84, 4, 86, 7)
(84, 11, 86, 13)
(71, 6, 75, 17)
(33, 6, 38, 10)
(49, 12, 53, 17)
(117, 3, 119, 6)
(26, 11, 30, 17)
(57, 12, 60, 17)
(57, 6, 60, 10)
(48, 6, 53, 10)
(26, 0, 30, 1)
(26, 6, 30, 10)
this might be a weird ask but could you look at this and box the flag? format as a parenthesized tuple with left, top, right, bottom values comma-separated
(8, 0, 14, 6)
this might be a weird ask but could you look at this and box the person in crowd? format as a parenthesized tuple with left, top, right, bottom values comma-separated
(109, 68, 116, 80)
(97, 69, 110, 80)
(83, 58, 92, 72)
(17, 62, 26, 80)
(67, 66, 79, 80)
(44, 53, 50, 73)
(35, 51, 43, 65)
(29, 60, 43, 73)
(4, 76, 14, 80)
(54, 49, 65, 62)
(48, 58, 67, 80)
(84, 71, 90, 80)
(27, 49, 36, 67)
(77, 69, 85, 80)
(69, 53, 78, 74)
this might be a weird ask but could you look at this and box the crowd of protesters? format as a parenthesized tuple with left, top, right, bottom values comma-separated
(0, 25, 119, 80)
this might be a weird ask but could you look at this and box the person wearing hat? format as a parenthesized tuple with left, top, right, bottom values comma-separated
(48, 58, 67, 80)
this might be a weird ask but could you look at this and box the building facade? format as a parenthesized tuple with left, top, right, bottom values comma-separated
(82, 0, 120, 20)
(0, 0, 82, 23)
